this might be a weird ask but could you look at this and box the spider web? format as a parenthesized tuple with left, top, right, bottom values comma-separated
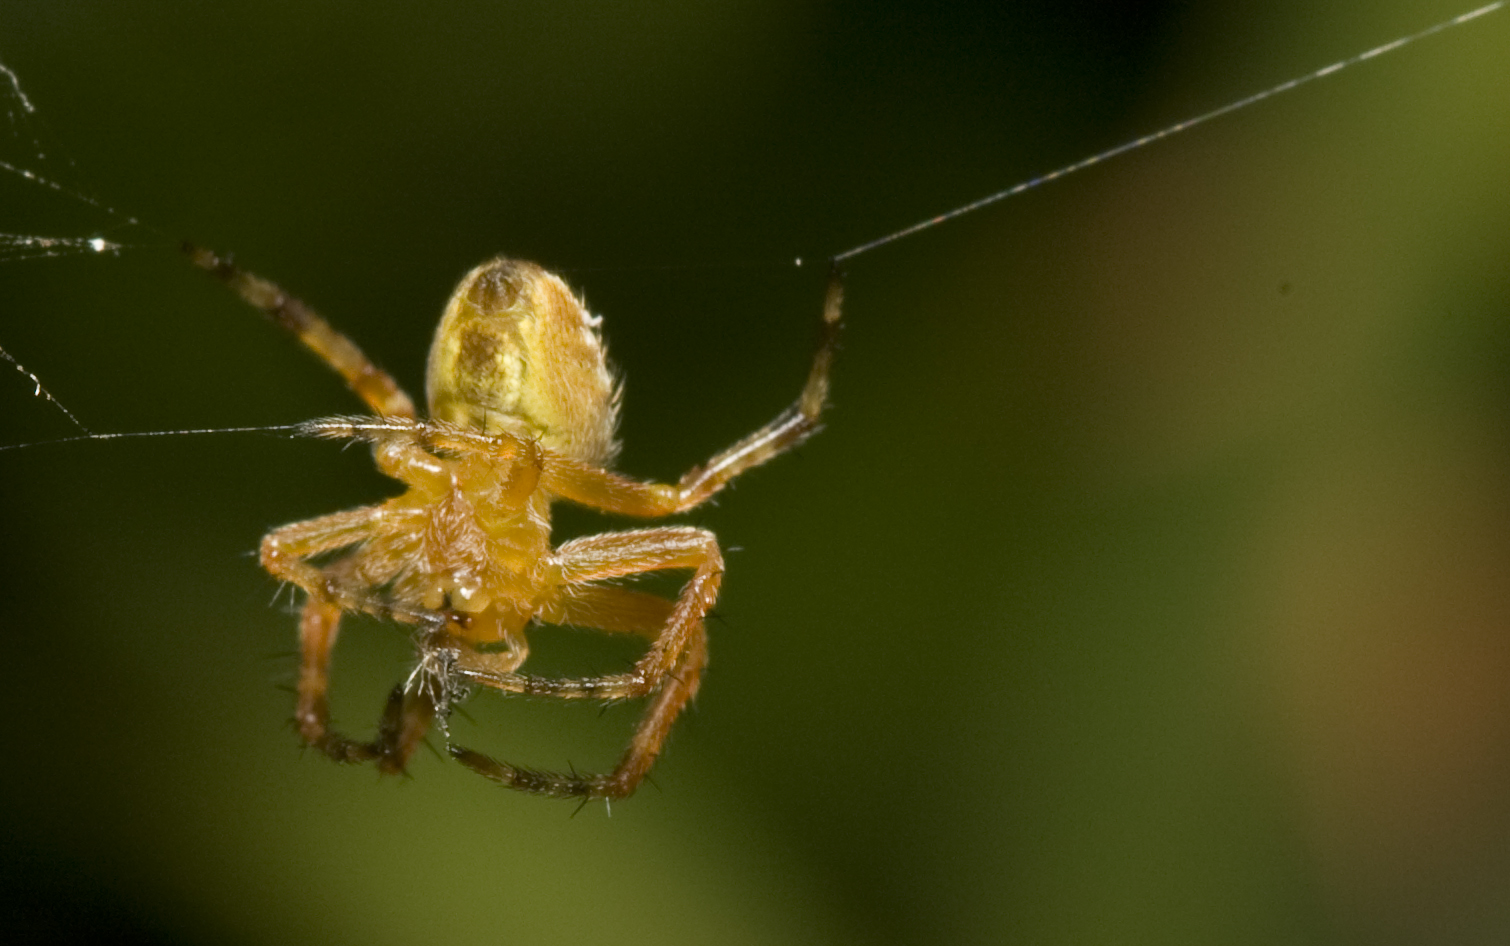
(0, 3, 1503, 445)
(0, 62, 149, 262)
(0, 60, 159, 437)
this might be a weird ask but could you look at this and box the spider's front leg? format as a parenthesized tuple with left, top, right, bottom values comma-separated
(185, 243, 417, 419)
(449, 526, 722, 799)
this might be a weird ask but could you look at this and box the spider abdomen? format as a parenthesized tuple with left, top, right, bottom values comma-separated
(425, 258, 622, 466)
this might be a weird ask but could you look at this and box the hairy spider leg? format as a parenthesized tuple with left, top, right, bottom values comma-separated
(537, 263, 844, 518)
(258, 505, 423, 766)
(371, 681, 440, 774)
(263, 507, 468, 774)
(451, 526, 721, 799)
(452, 636, 708, 800)
(455, 527, 721, 700)
(185, 243, 418, 418)
(258, 502, 438, 623)
(293, 599, 440, 774)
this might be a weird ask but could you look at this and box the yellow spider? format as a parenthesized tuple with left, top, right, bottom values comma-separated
(187, 245, 842, 800)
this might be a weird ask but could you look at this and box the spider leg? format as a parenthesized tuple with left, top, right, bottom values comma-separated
(261, 505, 438, 771)
(260, 506, 431, 623)
(184, 243, 418, 418)
(372, 679, 439, 775)
(298, 415, 533, 464)
(293, 596, 380, 763)
(292, 598, 439, 773)
(451, 632, 706, 800)
(449, 526, 721, 799)
(454, 527, 720, 701)
(541, 264, 843, 517)
(669, 263, 842, 506)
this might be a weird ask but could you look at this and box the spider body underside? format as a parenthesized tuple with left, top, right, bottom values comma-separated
(187, 245, 842, 800)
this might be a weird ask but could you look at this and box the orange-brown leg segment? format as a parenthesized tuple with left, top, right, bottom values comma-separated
(294, 596, 378, 764)
(295, 597, 438, 773)
(184, 243, 418, 419)
(453, 527, 722, 702)
(449, 526, 722, 799)
(263, 505, 439, 772)
(671, 262, 843, 506)
(541, 264, 844, 517)
(260, 505, 432, 624)
(451, 631, 707, 800)
(372, 682, 439, 776)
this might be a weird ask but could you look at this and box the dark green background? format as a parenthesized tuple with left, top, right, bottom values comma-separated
(2, 2, 1509, 943)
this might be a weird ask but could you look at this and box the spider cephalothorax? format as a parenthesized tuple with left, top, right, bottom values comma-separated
(188, 244, 841, 799)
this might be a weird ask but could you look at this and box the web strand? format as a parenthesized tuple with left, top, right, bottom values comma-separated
(1, 344, 90, 434)
(0, 423, 310, 453)
(833, 1, 1505, 263)
(0, 3, 1501, 450)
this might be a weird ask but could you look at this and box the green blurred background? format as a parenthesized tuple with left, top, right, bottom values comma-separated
(2, 1, 1509, 943)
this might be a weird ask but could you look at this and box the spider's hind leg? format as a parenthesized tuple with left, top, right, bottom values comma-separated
(450, 630, 708, 799)
(449, 526, 721, 799)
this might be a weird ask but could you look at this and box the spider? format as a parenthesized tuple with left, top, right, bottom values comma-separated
(185, 244, 843, 800)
